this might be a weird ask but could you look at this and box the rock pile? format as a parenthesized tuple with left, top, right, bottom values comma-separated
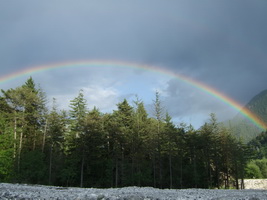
(244, 179, 267, 189)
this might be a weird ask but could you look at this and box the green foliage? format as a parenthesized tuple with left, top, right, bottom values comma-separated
(246, 161, 262, 178)
(0, 77, 256, 189)
(245, 131, 267, 179)
(19, 151, 46, 184)
(0, 133, 14, 182)
(248, 131, 267, 159)
(0, 97, 14, 182)
(245, 159, 267, 178)
(255, 159, 267, 177)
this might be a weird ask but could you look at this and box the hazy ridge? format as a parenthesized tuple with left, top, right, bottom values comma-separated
(226, 90, 267, 142)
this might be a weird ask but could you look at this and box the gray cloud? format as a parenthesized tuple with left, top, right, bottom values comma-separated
(0, 0, 267, 126)
(162, 79, 237, 123)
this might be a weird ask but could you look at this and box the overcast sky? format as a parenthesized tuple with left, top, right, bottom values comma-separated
(1, 0, 267, 128)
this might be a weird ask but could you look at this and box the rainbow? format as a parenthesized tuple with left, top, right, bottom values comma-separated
(1, 60, 266, 130)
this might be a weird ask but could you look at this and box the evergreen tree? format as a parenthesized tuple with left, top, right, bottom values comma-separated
(132, 97, 150, 186)
(0, 77, 257, 189)
(112, 99, 134, 187)
(64, 90, 88, 187)
(0, 104, 14, 182)
(82, 107, 106, 187)
(1, 78, 47, 182)
(199, 114, 220, 188)
(44, 98, 67, 185)
(152, 91, 165, 188)
(22, 77, 47, 151)
(162, 112, 177, 188)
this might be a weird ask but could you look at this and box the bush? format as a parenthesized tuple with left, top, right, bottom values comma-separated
(245, 161, 262, 178)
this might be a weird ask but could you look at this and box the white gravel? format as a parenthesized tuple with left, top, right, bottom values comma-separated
(0, 183, 267, 200)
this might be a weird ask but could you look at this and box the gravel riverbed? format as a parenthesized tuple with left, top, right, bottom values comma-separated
(0, 183, 267, 200)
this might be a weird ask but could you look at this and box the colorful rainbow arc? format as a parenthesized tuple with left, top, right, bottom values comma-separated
(1, 60, 266, 130)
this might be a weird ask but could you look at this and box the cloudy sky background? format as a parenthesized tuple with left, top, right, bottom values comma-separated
(0, 0, 267, 128)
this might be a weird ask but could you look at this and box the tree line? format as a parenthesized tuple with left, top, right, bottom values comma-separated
(0, 77, 258, 189)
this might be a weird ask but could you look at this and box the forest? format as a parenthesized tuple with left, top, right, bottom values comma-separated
(0, 77, 266, 189)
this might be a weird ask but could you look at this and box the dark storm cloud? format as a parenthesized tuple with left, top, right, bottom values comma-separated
(176, 1, 267, 102)
(0, 0, 177, 67)
(162, 78, 237, 124)
(0, 0, 267, 124)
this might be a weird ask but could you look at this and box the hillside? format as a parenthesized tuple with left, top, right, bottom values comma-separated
(227, 90, 267, 143)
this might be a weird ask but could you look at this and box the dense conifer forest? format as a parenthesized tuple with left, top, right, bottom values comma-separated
(0, 78, 266, 189)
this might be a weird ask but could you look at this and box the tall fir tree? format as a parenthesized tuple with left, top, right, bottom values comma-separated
(66, 90, 88, 187)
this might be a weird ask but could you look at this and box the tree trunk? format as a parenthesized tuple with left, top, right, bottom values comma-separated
(115, 158, 118, 188)
(180, 155, 183, 188)
(121, 148, 124, 186)
(153, 153, 156, 188)
(240, 166, 245, 189)
(13, 116, 17, 158)
(49, 143, 53, 185)
(18, 130, 23, 172)
(33, 131, 36, 150)
(157, 120, 162, 188)
(131, 136, 134, 186)
(80, 149, 85, 188)
(18, 105, 25, 172)
(42, 119, 48, 153)
(138, 162, 141, 187)
(193, 147, 197, 188)
(169, 154, 173, 189)
(131, 157, 134, 186)
(235, 161, 239, 189)
(226, 157, 229, 189)
(226, 167, 229, 189)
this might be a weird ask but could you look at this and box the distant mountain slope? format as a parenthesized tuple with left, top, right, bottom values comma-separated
(226, 90, 267, 143)
(245, 89, 267, 122)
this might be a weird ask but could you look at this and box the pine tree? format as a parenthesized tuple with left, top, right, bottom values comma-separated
(44, 98, 66, 185)
(162, 112, 177, 188)
(152, 91, 165, 188)
(1, 78, 47, 182)
(0, 78, 255, 189)
(132, 97, 150, 186)
(66, 90, 88, 187)
(113, 99, 134, 187)
(22, 77, 47, 151)
(82, 107, 106, 187)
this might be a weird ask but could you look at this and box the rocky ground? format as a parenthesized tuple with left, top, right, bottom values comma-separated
(0, 183, 267, 200)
